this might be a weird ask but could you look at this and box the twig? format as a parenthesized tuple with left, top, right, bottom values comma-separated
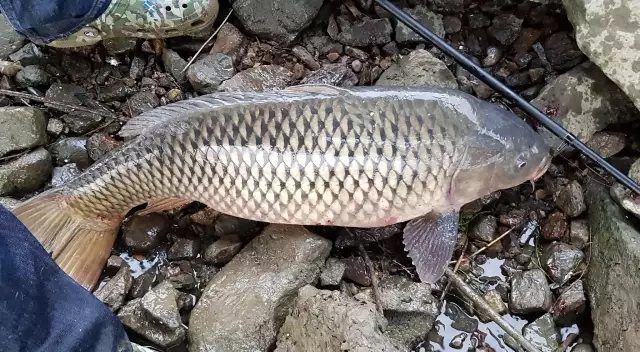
(448, 227, 515, 265)
(181, 9, 234, 73)
(358, 243, 384, 315)
(441, 241, 467, 301)
(0, 89, 115, 118)
(444, 268, 542, 352)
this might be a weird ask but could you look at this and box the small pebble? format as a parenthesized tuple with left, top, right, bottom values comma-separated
(554, 180, 586, 217)
(449, 333, 467, 349)
(319, 258, 346, 286)
(203, 237, 243, 265)
(482, 47, 502, 67)
(542, 211, 568, 241)
(569, 219, 589, 249)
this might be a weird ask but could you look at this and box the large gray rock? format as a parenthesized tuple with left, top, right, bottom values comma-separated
(563, 0, 640, 111)
(188, 225, 332, 352)
(585, 181, 640, 351)
(509, 269, 553, 314)
(394, 6, 444, 44)
(0, 14, 26, 59)
(232, 0, 324, 44)
(0, 107, 48, 157)
(219, 65, 294, 92)
(531, 62, 638, 151)
(0, 148, 52, 196)
(522, 313, 561, 352)
(186, 53, 235, 94)
(376, 49, 458, 89)
(274, 285, 406, 352)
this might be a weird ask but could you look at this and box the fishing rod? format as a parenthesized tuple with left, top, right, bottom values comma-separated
(375, 0, 640, 196)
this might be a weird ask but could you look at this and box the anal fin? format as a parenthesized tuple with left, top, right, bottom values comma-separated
(136, 197, 192, 215)
(402, 210, 460, 284)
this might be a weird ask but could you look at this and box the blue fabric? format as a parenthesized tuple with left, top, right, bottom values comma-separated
(0, 205, 132, 352)
(0, 0, 111, 44)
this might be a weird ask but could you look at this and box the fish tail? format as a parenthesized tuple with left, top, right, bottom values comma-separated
(12, 188, 122, 291)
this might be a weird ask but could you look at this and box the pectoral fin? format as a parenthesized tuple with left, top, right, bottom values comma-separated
(403, 210, 460, 283)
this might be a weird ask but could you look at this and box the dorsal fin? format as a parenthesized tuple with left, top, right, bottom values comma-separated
(118, 90, 323, 138)
(284, 84, 350, 95)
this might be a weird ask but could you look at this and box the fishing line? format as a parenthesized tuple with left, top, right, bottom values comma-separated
(374, 0, 640, 196)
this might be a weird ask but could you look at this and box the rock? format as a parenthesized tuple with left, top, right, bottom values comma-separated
(188, 225, 331, 352)
(48, 137, 91, 169)
(232, 0, 323, 44)
(510, 269, 553, 314)
(0, 197, 21, 210)
(585, 181, 640, 351)
(129, 267, 159, 299)
(167, 237, 200, 261)
(162, 49, 188, 82)
(118, 281, 186, 348)
(0, 106, 47, 157)
(121, 213, 172, 253)
(8, 43, 46, 66)
(98, 81, 137, 103)
(571, 343, 595, 352)
(319, 258, 345, 286)
(15, 65, 53, 87)
(126, 91, 160, 117)
(190, 207, 220, 226)
(50, 163, 81, 187)
(61, 55, 92, 82)
(186, 53, 235, 94)
(61, 112, 103, 134)
(552, 279, 586, 317)
(543, 31, 585, 71)
(487, 13, 523, 45)
(94, 264, 133, 312)
(468, 214, 498, 242)
(299, 63, 358, 86)
(585, 131, 626, 158)
(542, 210, 568, 241)
(219, 65, 294, 92)
(46, 118, 65, 137)
(376, 49, 458, 89)
(274, 285, 404, 352)
(203, 237, 243, 265)
(564, 0, 640, 110)
(342, 256, 371, 286)
(214, 214, 263, 240)
(483, 46, 503, 67)
(569, 219, 589, 249)
(541, 242, 584, 284)
(443, 16, 462, 33)
(87, 133, 120, 161)
(522, 313, 561, 352)
(610, 182, 640, 220)
(45, 83, 88, 107)
(531, 62, 637, 151)
(336, 18, 393, 47)
(395, 6, 444, 44)
(449, 333, 467, 349)
(105, 255, 125, 276)
(211, 23, 247, 63)
(335, 224, 402, 248)
(0, 14, 26, 59)
(103, 38, 138, 55)
(630, 159, 640, 182)
(479, 289, 507, 322)
(468, 13, 491, 28)
(554, 179, 586, 217)
(292, 46, 320, 70)
(361, 275, 438, 348)
(444, 302, 478, 333)
(0, 148, 52, 196)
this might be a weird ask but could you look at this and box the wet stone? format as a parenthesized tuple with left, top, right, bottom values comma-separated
(586, 131, 626, 158)
(9, 43, 47, 66)
(571, 343, 595, 352)
(552, 279, 586, 317)
(395, 5, 444, 43)
(50, 163, 81, 187)
(344, 46, 368, 61)
(167, 237, 200, 261)
(444, 302, 478, 333)
(186, 53, 235, 94)
(61, 112, 103, 134)
(211, 23, 247, 63)
(190, 207, 220, 226)
(335, 223, 402, 248)
(569, 219, 589, 250)
(94, 264, 133, 312)
(554, 180, 586, 217)
(126, 90, 160, 117)
(336, 18, 392, 47)
(129, 267, 159, 299)
(543, 32, 585, 71)
(98, 81, 137, 102)
(487, 13, 523, 45)
(468, 12, 491, 28)
(162, 49, 188, 82)
(319, 258, 345, 286)
(15, 65, 53, 87)
(103, 38, 138, 55)
(510, 269, 553, 314)
(505, 71, 531, 88)
(376, 49, 458, 89)
(523, 313, 561, 352)
(292, 45, 320, 70)
(61, 55, 91, 82)
(443, 16, 462, 33)
(513, 28, 542, 53)
(468, 214, 498, 242)
(610, 182, 640, 220)
(0, 148, 52, 196)
(300, 63, 358, 87)
(48, 137, 91, 169)
(106, 255, 125, 276)
(87, 133, 120, 161)
(219, 65, 294, 92)
(0, 106, 48, 157)
(118, 281, 186, 348)
(203, 237, 243, 265)
(121, 213, 172, 253)
(541, 242, 584, 284)
(542, 211, 568, 241)
(479, 289, 507, 322)
(482, 46, 502, 67)
(449, 333, 467, 349)
(342, 256, 371, 286)
(214, 214, 263, 241)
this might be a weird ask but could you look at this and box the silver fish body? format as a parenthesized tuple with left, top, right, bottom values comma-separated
(13, 84, 551, 289)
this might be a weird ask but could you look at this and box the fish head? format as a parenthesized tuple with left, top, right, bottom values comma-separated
(448, 105, 551, 206)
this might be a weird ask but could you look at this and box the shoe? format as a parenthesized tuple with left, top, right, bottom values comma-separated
(47, 0, 219, 48)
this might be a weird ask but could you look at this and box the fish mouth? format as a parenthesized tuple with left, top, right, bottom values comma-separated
(531, 155, 552, 181)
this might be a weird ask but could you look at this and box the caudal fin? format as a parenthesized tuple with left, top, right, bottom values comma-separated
(12, 189, 122, 291)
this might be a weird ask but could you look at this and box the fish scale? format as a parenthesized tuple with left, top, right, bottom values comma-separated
(12, 84, 551, 289)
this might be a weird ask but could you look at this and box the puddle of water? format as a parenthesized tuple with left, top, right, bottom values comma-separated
(119, 251, 164, 278)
